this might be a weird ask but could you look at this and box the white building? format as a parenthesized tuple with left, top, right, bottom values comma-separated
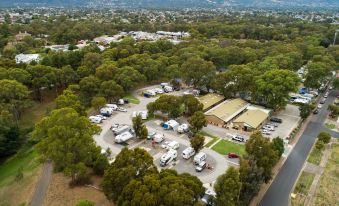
(15, 54, 41, 64)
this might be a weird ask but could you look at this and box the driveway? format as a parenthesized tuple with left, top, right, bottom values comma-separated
(260, 90, 338, 206)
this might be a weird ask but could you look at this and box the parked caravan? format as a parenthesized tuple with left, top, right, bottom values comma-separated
(160, 149, 177, 167)
(114, 131, 134, 143)
(194, 152, 207, 165)
(153, 134, 165, 143)
(89, 116, 102, 124)
(163, 85, 173, 93)
(163, 120, 179, 130)
(113, 125, 132, 136)
(182, 147, 195, 159)
(100, 107, 114, 116)
(105, 104, 118, 110)
(177, 124, 189, 134)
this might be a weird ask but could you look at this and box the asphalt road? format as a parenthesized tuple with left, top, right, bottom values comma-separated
(30, 162, 53, 206)
(260, 90, 338, 206)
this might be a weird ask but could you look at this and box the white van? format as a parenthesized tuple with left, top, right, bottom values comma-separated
(105, 104, 118, 110)
(100, 107, 114, 116)
(89, 116, 102, 124)
(160, 149, 177, 167)
(182, 147, 195, 159)
(163, 85, 173, 93)
(194, 152, 207, 165)
(177, 124, 189, 134)
(166, 141, 179, 150)
(153, 134, 165, 143)
(114, 131, 134, 143)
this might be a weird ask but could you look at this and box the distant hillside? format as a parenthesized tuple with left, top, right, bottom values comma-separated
(0, 0, 338, 9)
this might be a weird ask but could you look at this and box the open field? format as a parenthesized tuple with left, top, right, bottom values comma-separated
(314, 144, 339, 206)
(43, 173, 112, 206)
(0, 146, 42, 206)
(294, 171, 315, 195)
(307, 146, 324, 166)
(211, 139, 245, 156)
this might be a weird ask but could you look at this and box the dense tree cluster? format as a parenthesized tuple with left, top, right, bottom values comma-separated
(102, 148, 205, 206)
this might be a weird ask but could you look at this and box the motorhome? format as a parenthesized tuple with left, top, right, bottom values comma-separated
(163, 120, 179, 130)
(164, 141, 179, 150)
(114, 131, 134, 143)
(177, 124, 189, 134)
(163, 85, 173, 93)
(105, 104, 118, 110)
(160, 149, 177, 167)
(113, 125, 132, 136)
(100, 107, 114, 116)
(182, 147, 195, 159)
(132, 111, 148, 120)
(153, 134, 164, 143)
(194, 152, 207, 165)
(89, 116, 102, 124)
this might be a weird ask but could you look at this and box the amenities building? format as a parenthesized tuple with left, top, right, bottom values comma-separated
(198, 93, 225, 112)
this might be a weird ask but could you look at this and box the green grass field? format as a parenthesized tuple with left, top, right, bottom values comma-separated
(0, 146, 40, 187)
(324, 123, 336, 129)
(294, 171, 315, 195)
(124, 94, 140, 104)
(307, 146, 323, 165)
(212, 140, 246, 156)
(205, 138, 220, 148)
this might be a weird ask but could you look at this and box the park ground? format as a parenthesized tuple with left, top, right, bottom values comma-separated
(291, 138, 339, 206)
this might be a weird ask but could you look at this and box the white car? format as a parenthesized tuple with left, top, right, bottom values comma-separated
(177, 124, 189, 134)
(153, 134, 165, 143)
(154, 88, 164, 94)
(317, 104, 323, 109)
(262, 129, 271, 135)
(95, 115, 107, 120)
(117, 107, 127, 112)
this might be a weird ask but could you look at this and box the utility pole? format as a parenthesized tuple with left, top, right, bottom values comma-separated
(334, 29, 339, 46)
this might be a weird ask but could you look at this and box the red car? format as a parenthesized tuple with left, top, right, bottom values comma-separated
(228, 153, 239, 158)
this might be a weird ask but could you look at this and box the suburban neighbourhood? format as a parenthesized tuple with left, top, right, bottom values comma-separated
(0, 3, 338, 206)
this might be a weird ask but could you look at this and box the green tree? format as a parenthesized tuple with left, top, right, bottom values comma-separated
(245, 132, 279, 182)
(0, 108, 21, 157)
(91, 96, 106, 113)
(33, 108, 101, 182)
(333, 78, 339, 90)
(188, 111, 207, 134)
(328, 104, 339, 118)
(315, 139, 325, 150)
(255, 69, 299, 110)
(190, 134, 205, 154)
(102, 148, 157, 202)
(79, 76, 101, 105)
(95, 63, 117, 81)
(55, 89, 86, 116)
(132, 115, 148, 140)
(181, 56, 216, 89)
(214, 167, 241, 206)
(147, 95, 183, 118)
(299, 103, 312, 119)
(99, 80, 124, 103)
(317, 132, 331, 144)
(272, 137, 284, 157)
(0, 79, 30, 125)
(304, 62, 330, 89)
(82, 52, 102, 71)
(182, 94, 203, 116)
(113, 66, 146, 91)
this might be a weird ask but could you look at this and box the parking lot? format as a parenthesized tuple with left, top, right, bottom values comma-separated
(264, 104, 301, 139)
(92, 85, 230, 184)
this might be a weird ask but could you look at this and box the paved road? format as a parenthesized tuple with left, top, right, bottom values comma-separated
(30, 162, 53, 206)
(260, 90, 338, 206)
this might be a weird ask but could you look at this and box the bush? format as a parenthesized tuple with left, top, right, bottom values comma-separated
(315, 140, 325, 150)
(318, 132, 331, 144)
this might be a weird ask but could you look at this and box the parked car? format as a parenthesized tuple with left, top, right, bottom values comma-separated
(117, 107, 127, 112)
(270, 117, 283, 123)
(262, 129, 271, 135)
(317, 104, 323, 109)
(177, 124, 189, 134)
(160, 149, 177, 167)
(228, 153, 239, 158)
(95, 115, 107, 120)
(195, 161, 207, 172)
(320, 99, 326, 104)
(118, 99, 125, 105)
(89, 116, 102, 124)
(147, 131, 156, 140)
(263, 125, 275, 131)
(313, 109, 319, 114)
(154, 88, 164, 94)
(231, 135, 245, 142)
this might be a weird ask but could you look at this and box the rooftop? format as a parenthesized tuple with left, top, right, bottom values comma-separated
(233, 109, 269, 129)
(205, 98, 249, 123)
(198, 93, 225, 110)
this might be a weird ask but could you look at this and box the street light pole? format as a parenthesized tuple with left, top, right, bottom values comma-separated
(333, 29, 339, 46)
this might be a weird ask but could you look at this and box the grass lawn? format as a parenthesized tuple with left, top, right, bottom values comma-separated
(20, 100, 55, 129)
(212, 140, 246, 156)
(314, 144, 339, 206)
(324, 123, 336, 129)
(0, 146, 40, 187)
(205, 138, 220, 148)
(307, 146, 324, 165)
(124, 94, 140, 104)
(294, 171, 315, 195)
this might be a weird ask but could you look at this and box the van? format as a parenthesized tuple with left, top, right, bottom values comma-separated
(166, 141, 179, 150)
(89, 116, 102, 124)
(100, 107, 114, 116)
(113, 125, 131, 136)
(195, 161, 206, 172)
(160, 149, 177, 167)
(231, 135, 245, 142)
(194, 152, 207, 165)
(177, 124, 189, 134)
(182, 147, 195, 159)
(105, 104, 118, 110)
(153, 134, 165, 143)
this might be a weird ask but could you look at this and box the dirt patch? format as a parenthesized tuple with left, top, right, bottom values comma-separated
(0, 165, 42, 206)
(43, 173, 112, 206)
